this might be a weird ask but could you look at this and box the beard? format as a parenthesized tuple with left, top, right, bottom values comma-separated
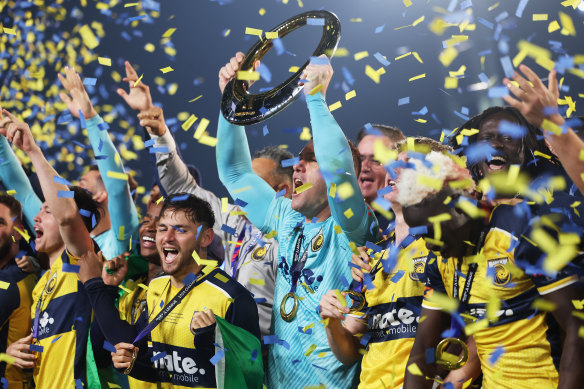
(0, 242, 13, 264)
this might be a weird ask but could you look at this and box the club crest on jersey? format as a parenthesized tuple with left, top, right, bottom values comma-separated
(45, 272, 58, 295)
(311, 229, 324, 252)
(409, 256, 427, 282)
(252, 244, 268, 261)
(488, 257, 511, 286)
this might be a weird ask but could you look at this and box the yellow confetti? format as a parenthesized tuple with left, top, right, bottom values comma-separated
(337, 182, 355, 200)
(329, 101, 342, 112)
(259, 8, 266, 16)
(107, 171, 129, 180)
(309, 84, 323, 96)
(6, 190, 16, 196)
(350, 18, 362, 22)
(98, 57, 112, 66)
(403, 0, 412, 6)
(533, 150, 552, 160)
(365, 65, 385, 84)
(333, 225, 342, 234)
(156, 196, 165, 205)
(223, 29, 231, 37)
(395, 52, 412, 61)
(412, 51, 424, 63)
(193, 118, 210, 140)
(305, 344, 317, 357)
(345, 90, 356, 100)
(133, 74, 144, 87)
(464, 319, 489, 335)
(439, 47, 458, 67)
(541, 119, 562, 135)
(579, 150, 584, 161)
(444, 77, 458, 89)
(354, 51, 369, 61)
(579, 326, 584, 339)
(406, 363, 423, 376)
(409, 73, 426, 82)
(548, 20, 561, 33)
(79, 24, 99, 49)
(265, 230, 278, 239)
(531, 298, 557, 312)
(265, 31, 278, 39)
(118, 226, 125, 241)
(532, 14, 549, 21)
(233, 186, 252, 194)
(329, 183, 337, 198)
(118, 285, 132, 294)
(334, 290, 347, 307)
(137, 283, 148, 290)
(536, 57, 555, 72)
(296, 183, 313, 194)
(237, 71, 260, 81)
(344, 208, 354, 219)
(0, 353, 15, 365)
(250, 278, 265, 286)
(199, 135, 218, 147)
(160, 66, 174, 74)
(0, 281, 9, 289)
(300, 127, 312, 141)
(558, 11, 576, 36)
(417, 176, 443, 190)
(3, 27, 16, 35)
(215, 273, 229, 283)
(289, 66, 300, 73)
(162, 28, 176, 38)
(245, 27, 263, 37)
(488, 2, 500, 11)
(13, 226, 30, 243)
(189, 95, 203, 103)
(411, 15, 425, 26)
(144, 43, 155, 53)
(182, 114, 198, 131)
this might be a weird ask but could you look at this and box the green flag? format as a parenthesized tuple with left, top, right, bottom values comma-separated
(214, 316, 264, 389)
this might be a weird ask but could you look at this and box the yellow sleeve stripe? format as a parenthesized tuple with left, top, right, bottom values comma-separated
(421, 301, 444, 310)
(537, 275, 578, 295)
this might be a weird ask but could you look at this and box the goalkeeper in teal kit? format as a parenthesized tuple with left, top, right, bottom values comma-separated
(216, 52, 379, 389)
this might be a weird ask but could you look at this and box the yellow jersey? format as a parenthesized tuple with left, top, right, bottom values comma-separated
(422, 204, 576, 388)
(31, 250, 92, 388)
(0, 260, 37, 387)
(139, 267, 259, 388)
(358, 238, 428, 389)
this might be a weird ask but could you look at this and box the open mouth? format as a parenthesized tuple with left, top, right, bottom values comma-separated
(293, 178, 303, 196)
(141, 235, 156, 248)
(486, 156, 507, 171)
(34, 226, 44, 243)
(162, 247, 179, 263)
(359, 177, 375, 186)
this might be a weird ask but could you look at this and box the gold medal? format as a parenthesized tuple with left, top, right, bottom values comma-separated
(434, 337, 468, 370)
(341, 290, 366, 314)
(280, 292, 299, 322)
(123, 347, 139, 375)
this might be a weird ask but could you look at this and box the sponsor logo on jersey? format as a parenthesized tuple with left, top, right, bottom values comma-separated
(252, 246, 267, 261)
(45, 272, 57, 295)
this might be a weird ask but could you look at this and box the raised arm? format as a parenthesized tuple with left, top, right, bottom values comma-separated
(59, 66, 139, 253)
(503, 65, 584, 195)
(302, 57, 377, 243)
(0, 131, 41, 230)
(1, 110, 91, 257)
(216, 53, 277, 230)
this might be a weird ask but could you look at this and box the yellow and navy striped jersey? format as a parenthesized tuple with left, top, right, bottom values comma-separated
(358, 238, 429, 389)
(31, 250, 92, 388)
(118, 276, 158, 389)
(144, 267, 259, 389)
(422, 204, 575, 389)
(0, 260, 37, 387)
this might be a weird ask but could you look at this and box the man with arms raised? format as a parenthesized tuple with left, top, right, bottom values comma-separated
(216, 53, 378, 388)
(2, 110, 103, 387)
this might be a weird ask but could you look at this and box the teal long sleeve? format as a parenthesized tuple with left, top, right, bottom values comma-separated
(306, 93, 375, 240)
(216, 113, 276, 230)
(0, 136, 42, 231)
(85, 115, 139, 245)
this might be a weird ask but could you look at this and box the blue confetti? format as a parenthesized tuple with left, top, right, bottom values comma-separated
(310, 56, 330, 65)
(251, 349, 258, 362)
(103, 341, 117, 353)
(57, 190, 74, 198)
(488, 346, 505, 365)
(281, 157, 299, 167)
(53, 175, 73, 186)
(234, 198, 248, 207)
(263, 125, 269, 136)
(149, 147, 169, 153)
(170, 225, 185, 234)
(221, 224, 236, 235)
(29, 344, 44, 353)
(275, 188, 286, 198)
(183, 272, 196, 285)
(409, 225, 428, 236)
(498, 120, 526, 139)
(488, 86, 509, 98)
(390, 270, 405, 283)
(463, 143, 497, 164)
(144, 139, 155, 147)
(374, 24, 385, 34)
(151, 351, 166, 362)
(62, 263, 80, 273)
(373, 52, 390, 66)
(499, 56, 514, 78)
(307, 18, 325, 26)
(210, 349, 225, 366)
(83, 77, 97, 86)
(398, 97, 410, 106)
